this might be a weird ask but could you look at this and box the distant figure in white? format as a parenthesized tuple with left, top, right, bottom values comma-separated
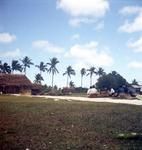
(109, 88, 115, 96)
(87, 85, 98, 97)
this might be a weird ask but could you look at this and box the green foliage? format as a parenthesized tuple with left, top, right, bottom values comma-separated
(47, 57, 59, 88)
(11, 60, 23, 73)
(21, 56, 34, 74)
(132, 79, 139, 85)
(63, 66, 76, 78)
(81, 68, 86, 77)
(34, 73, 44, 84)
(96, 71, 128, 90)
(97, 67, 106, 77)
(80, 68, 86, 87)
(0, 62, 11, 74)
(35, 61, 47, 75)
(47, 58, 59, 75)
(69, 81, 75, 88)
(87, 66, 97, 86)
(63, 66, 76, 87)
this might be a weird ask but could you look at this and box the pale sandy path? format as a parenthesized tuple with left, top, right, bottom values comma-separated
(31, 95, 142, 106)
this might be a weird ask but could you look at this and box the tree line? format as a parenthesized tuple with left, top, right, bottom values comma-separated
(0, 56, 138, 90)
(0, 56, 107, 87)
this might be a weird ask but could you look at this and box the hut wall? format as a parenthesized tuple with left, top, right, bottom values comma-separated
(5, 86, 20, 94)
(20, 87, 31, 95)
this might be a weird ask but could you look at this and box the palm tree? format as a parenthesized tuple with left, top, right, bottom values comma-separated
(21, 56, 34, 75)
(47, 57, 59, 88)
(34, 73, 44, 84)
(11, 60, 22, 73)
(2, 63, 11, 74)
(69, 81, 75, 88)
(35, 61, 47, 75)
(63, 66, 75, 87)
(97, 67, 105, 77)
(132, 79, 138, 85)
(87, 67, 97, 86)
(80, 68, 86, 88)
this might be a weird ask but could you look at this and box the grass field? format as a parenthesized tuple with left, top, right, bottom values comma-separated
(0, 95, 142, 150)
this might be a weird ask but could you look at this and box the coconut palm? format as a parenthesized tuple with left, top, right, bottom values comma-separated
(21, 56, 34, 75)
(132, 79, 138, 85)
(69, 81, 75, 88)
(87, 67, 97, 86)
(3, 62, 11, 74)
(47, 57, 59, 88)
(63, 66, 75, 87)
(35, 61, 47, 75)
(97, 67, 105, 77)
(80, 68, 86, 88)
(11, 60, 22, 73)
(34, 73, 44, 84)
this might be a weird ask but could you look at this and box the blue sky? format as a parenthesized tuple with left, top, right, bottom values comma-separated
(0, 0, 142, 87)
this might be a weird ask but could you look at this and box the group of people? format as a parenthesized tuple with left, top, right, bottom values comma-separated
(87, 85, 136, 98)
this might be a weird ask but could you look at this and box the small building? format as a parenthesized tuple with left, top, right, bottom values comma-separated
(131, 84, 142, 94)
(31, 84, 42, 95)
(0, 74, 32, 95)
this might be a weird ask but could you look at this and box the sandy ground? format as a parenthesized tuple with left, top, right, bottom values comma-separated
(30, 95, 142, 106)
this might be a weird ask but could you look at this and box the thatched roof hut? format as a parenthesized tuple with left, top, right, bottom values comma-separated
(0, 74, 32, 95)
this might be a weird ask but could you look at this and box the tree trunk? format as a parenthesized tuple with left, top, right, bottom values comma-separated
(81, 75, 83, 87)
(52, 72, 54, 88)
(24, 67, 26, 75)
(90, 75, 92, 87)
(67, 75, 69, 87)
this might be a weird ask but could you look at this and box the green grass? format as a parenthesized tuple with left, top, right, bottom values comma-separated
(0, 95, 142, 150)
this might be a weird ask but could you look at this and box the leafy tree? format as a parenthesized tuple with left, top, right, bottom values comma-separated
(47, 57, 59, 88)
(80, 68, 86, 88)
(97, 67, 105, 77)
(11, 60, 22, 73)
(132, 79, 139, 85)
(21, 56, 34, 75)
(96, 71, 128, 90)
(34, 73, 44, 84)
(87, 67, 97, 86)
(63, 66, 75, 87)
(35, 61, 47, 75)
(111, 71, 117, 76)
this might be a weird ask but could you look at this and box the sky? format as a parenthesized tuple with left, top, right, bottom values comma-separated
(0, 0, 142, 88)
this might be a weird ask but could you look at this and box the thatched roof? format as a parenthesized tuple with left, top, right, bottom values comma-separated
(0, 74, 32, 87)
(32, 84, 42, 90)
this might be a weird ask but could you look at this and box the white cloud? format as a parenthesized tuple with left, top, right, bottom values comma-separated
(57, 0, 109, 26)
(71, 34, 80, 40)
(0, 33, 16, 43)
(69, 18, 96, 27)
(127, 37, 142, 52)
(119, 6, 142, 33)
(120, 6, 142, 15)
(65, 41, 113, 69)
(0, 48, 21, 58)
(32, 40, 64, 54)
(128, 61, 142, 69)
